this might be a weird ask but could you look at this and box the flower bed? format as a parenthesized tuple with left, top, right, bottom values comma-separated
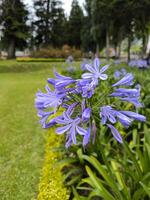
(37, 128, 70, 200)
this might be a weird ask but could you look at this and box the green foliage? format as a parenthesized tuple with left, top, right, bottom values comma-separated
(37, 129, 70, 200)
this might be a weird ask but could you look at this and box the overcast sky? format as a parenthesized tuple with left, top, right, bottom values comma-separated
(24, 0, 85, 16)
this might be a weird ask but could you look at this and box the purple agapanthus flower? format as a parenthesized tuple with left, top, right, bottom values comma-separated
(35, 85, 64, 112)
(137, 59, 147, 69)
(82, 58, 109, 84)
(100, 105, 145, 127)
(129, 59, 148, 69)
(35, 57, 146, 147)
(112, 73, 134, 87)
(110, 85, 142, 107)
(128, 60, 137, 67)
(77, 79, 95, 98)
(100, 105, 146, 143)
(47, 71, 75, 89)
(55, 111, 87, 146)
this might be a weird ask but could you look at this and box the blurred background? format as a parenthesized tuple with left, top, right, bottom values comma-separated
(0, 0, 150, 61)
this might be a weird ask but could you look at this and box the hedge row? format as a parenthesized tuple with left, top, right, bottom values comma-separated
(16, 57, 65, 62)
(37, 128, 70, 200)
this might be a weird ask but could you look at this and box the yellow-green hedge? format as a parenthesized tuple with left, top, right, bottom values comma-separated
(16, 57, 65, 62)
(37, 128, 70, 200)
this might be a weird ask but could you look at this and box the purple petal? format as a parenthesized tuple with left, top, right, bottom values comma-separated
(83, 128, 91, 146)
(108, 114, 116, 124)
(99, 74, 108, 80)
(65, 136, 72, 148)
(47, 78, 56, 86)
(86, 64, 96, 73)
(70, 125, 77, 144)
(82, 107, 91, 122)
(82, 73, 93, 79)
(116, 111, 133, 128)
(112, 73, 134, 87)
(44, 118, 57, 128)
(56, 124, 71, 134)
(66, 102, 78, 116)
(76, 126, 87, 135)
(93, 58, 100, 72)
(120, 97, 143, 108)
(81, 99, 86, 111)
(120, 111, 146, 122)
(107, 124, 123, 143)
(99, 64, 109, 74)
(54, 71, 72, 80)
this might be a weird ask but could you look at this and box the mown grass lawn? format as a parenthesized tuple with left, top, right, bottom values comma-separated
(0, 60, 66, 200)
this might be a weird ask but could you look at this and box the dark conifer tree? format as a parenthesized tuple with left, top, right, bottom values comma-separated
(68, 0, 84, 48)
(33, 0, 66, 48)
(0, 0, 29, 58)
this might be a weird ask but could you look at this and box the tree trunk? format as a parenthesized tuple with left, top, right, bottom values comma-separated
(142, 33, 148, 58)
(7, 39, 16, 59)
(118, 41, 122, 58)
(114, 45, 117, 58)
(96, 43, 99, 57)
(106, 29, 110, 60)
(127, 36, 131, 62)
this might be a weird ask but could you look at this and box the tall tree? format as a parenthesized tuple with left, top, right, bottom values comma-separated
(33, 0, 66, 48)
(81, 0, 95, 52)
(68, 0, 84, 48)
(91, 0, 113, 58)
(0, 0, 29, 58)
(133, 0, 150, 57)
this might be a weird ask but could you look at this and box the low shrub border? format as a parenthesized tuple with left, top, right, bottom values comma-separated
(16, 57, 65, 62)
(37, 128, 70, 200)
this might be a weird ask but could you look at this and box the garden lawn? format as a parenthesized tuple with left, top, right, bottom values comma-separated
(0, 60, 65, 200)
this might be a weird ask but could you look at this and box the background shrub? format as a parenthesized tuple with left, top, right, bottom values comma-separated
(31, 45, 82, 59)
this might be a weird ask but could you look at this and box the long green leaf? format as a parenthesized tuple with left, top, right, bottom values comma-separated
(139, 182, 150, 197)
(86, 165, 116, 200)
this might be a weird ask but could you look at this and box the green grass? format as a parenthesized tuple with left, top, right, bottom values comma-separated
(0, 60, 66, 200)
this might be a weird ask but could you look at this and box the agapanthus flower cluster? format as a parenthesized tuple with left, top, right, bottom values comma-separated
(129, 59, 148, 69)
(35, 58, 146, 147)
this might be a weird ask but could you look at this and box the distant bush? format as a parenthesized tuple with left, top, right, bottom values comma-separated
(31, 45, 82, 59)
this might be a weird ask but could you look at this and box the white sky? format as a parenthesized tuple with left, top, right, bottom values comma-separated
(24, 0, 85, 16)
